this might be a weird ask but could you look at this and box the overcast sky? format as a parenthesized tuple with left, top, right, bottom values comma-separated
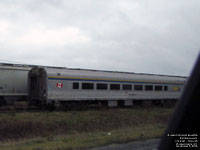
(0, 0, 199, 76)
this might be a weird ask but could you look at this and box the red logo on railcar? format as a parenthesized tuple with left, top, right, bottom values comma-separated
(56, 83, 63, 88)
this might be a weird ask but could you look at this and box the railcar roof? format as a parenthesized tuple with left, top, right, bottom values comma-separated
(44, 67, 186, 78)
(66, 68, 187, 79)
(1, 63, 187, 79)
(0, 65, 31, 71)
(0, 63, 65, 70)
(1, 63, 187, 83)
(44, 67, 187, 84)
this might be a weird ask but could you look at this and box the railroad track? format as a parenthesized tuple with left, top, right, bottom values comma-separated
(0, 101, 176, 113)
(0, 104, 44, 113)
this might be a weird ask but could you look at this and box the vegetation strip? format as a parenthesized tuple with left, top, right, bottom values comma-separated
(0, 107, 174, 150)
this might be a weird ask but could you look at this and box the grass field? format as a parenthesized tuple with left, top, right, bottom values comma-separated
(0, 106, 174, 150)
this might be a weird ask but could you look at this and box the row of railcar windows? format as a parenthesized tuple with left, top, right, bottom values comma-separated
(73, 82, 168, 91)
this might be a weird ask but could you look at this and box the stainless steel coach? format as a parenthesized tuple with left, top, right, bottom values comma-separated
(28, 67, 186, 107)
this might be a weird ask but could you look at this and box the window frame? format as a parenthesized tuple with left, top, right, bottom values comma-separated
(110, 84, 121, 90)
(122, 84, 132, 90)
(164, 86, 168, 91)
(145, 85, 153, 91)
(82, 83, 94, 90)
(155, 85, 163, 91)
(96, 83, 108, 90)
(134, 84, 143, 91)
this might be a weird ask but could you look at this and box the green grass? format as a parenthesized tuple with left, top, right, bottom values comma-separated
(0, 126, 165, 150)
(0, 107, 174, 150)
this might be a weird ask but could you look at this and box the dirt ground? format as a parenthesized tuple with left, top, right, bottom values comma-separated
(91, 138, 160, 150)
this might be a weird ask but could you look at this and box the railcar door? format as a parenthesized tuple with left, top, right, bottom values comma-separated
(28, 68, 47, 105)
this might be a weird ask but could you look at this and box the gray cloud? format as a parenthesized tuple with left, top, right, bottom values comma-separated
(0, 0, 199, 76)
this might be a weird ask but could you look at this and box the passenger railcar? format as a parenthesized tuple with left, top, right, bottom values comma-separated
(28, 67, 186, 107)
(0, 64, 30, 105)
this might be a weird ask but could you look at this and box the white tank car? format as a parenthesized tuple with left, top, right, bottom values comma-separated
(0, 64, 30, 105)
(28, 67, 186, 107)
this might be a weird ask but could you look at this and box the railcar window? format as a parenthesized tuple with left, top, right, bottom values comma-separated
(122, 84, 132, 90)
(82, 83, 94, 90)
(164, 86, 168, 91)
(110, 84, 120, 90)
(97, 83, 108, 90)
(73, 82, 79, 89)
(145, 85, 153, 91)
(134, 85, 143, 90)
(155, 85, 163, 91)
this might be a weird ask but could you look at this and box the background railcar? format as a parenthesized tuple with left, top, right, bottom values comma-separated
(0, 64, 30, 105)
(28, 67, 186, 107)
